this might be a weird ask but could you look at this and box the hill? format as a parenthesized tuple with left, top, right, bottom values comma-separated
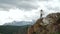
(0, 25, 31, 34)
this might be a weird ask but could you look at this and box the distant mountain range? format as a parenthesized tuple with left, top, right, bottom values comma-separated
(3, 20, 35, 26)
(1, 20, 35, 34)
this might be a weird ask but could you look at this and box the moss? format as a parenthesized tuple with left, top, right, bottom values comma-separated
(55, 32, 60, 34)
(50, 32, 60, 34)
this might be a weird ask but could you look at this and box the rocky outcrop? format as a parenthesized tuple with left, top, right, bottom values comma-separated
(45, 13, 60, 34)
(27, 13, 60, 34)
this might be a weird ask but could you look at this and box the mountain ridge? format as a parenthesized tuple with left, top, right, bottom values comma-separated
(3, 20, 35, 26)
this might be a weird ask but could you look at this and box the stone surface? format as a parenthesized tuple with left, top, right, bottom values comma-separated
(27, 13, 60, 34)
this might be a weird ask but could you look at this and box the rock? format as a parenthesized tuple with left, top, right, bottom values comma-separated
(44, 13, 60, 34)
(27, 13, 60, 34)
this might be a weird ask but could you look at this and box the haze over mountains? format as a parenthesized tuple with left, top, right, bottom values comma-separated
(3, 20, 35, 26)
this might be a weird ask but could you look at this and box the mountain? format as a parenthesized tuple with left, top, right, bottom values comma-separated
(3, 20, 35, 26)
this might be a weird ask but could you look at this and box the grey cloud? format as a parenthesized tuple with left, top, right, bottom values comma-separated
(0, 0, 40, 11)
(39, 0, 51, 1)
(0, 0, 51, 11)
(17, 2, 39, 10)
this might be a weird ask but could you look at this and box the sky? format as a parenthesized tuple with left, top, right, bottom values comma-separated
(0, 0, 60, 25)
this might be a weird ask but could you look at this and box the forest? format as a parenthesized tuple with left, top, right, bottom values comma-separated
(0, 25, 30, 34)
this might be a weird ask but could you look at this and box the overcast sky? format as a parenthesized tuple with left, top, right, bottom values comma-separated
(0, 0, 60, 25)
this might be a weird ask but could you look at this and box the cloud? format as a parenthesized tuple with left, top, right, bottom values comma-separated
(45, 0, 60, 11)
(0, 0, 60, 25)
(0, 0, 51, 11)
(0, 0, 40, 11)
(0, 8, 40, 25)
(0, 0, 51, 25)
